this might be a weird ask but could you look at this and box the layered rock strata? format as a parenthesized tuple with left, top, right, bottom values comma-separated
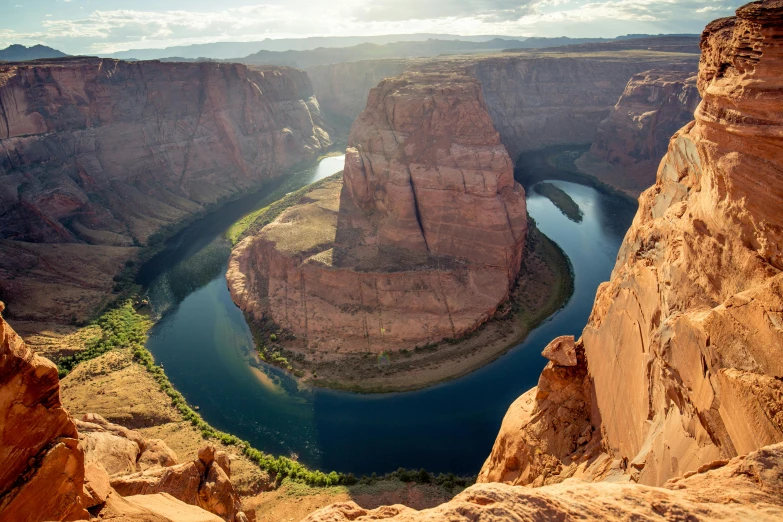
(480, 0, 783, 488)
(0, 58, 330, 322)
(576, 68, 701, 196)
(310, 52, 699, 162)
(229, 71, 527, 352)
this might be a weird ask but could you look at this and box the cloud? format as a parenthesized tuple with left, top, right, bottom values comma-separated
(353, 0, 541, 23)
(0, 1, 746, 55)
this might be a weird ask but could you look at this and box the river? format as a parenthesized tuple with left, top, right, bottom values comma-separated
(142, 149, 637, 476)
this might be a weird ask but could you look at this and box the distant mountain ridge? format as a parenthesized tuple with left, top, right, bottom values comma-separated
(102, 34, 520, 61)
(0, 44, 67, 61)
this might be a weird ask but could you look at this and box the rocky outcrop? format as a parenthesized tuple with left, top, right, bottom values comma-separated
(0, 302, 89, 521)
(0, 57, 331, 323)
(228, 71, 527, 353)
(576, 68, 701, 196)
(480, 0, 783, 488)
(77, 413, 178, 476)
(111, 445, 243, 522)
(304, 443, 783, 521)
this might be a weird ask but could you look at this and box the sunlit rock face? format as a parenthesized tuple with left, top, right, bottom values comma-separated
(304, 443, 783, 521)
(228, 71, 527, 353)
(480, 0, 783, 489)
(0, 304, 89, 521)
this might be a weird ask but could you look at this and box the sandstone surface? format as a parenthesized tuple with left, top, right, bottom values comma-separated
(304, 443, 783, 521)
(479, 0, 783, 488)
(577, 68, 701, 196)
(111, 444, 243, 522)
(229, 71, 527, 353)
(0, 58, 331, 323)
(0, 302, 89, 521)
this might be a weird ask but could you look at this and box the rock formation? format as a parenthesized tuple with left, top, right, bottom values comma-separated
(0, 304, 249, 522)
(480, 0, 783, 488)
(310, 52, 699, 163)
(304, 1, 783, 519)
(0, 58, 331, 323)
(576, 68, 701, 196)
(304, 443, 783, 521)
(0, 301, 89, 521)
(228, 70, 527, 353)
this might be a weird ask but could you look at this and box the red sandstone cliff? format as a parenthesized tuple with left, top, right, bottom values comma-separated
(228, 71, 526, 354)
(0, 58, 331, 323)
(304, 1, 783, 519)
(481, 0, 783, 488)
(577, 68, 701, 196)
(0, 301, 89, 520)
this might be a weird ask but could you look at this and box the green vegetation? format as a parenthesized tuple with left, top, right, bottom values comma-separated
(63, 299, 472, 488)
(58, 301, 151, 377)
(225, 172, 340, 244)
(535, 182, 583, 222)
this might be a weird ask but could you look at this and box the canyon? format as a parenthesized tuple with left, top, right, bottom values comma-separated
(0, 58, 331, 325)
(1, 1, 782, 521)
(305, 0, 783, 518)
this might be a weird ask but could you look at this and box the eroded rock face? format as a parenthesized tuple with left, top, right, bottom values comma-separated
(577, 68, 701, 196)
(228, 71, 526, 353)
(480, 0, 783, 489)
(111, 444, 242, 522)
(0, 58, 330, 245)
(0, 58, 331, 323)
(309, 52, 699, 164)
(0, 302, 89, 520)
(344, 71, 527, 270)
(304, 443, 783, 521)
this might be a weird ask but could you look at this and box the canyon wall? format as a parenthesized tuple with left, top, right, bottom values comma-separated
(576, 68, 701, 196)
(310, 52, 699, 162)
(228, 70, 526, 353)
(0, 301, 89, 520)
(0, 58, 330, 323)
(480, 0, 783, 488)
(304, 1, 783, 519)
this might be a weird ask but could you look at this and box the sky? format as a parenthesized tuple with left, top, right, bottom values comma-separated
(0, 0, 746, 55)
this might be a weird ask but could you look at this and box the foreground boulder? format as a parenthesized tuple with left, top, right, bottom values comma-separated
(111, 445, 243, 522)
(480, 0, 783, 488)
(228, 70, 527, 353)
(0, 302, 89, 520)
